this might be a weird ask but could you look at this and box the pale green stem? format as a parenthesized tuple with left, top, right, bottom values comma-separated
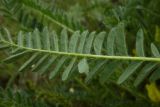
(1, 40, 160, 62)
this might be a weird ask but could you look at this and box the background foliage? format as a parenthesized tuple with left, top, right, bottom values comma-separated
(0, 0, 160, 107)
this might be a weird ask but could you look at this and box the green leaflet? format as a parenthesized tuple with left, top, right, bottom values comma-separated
(149, 67, 160, 82)
(17, 31, 24, 47)
(115, 22, 128, 56)
(68, 31, 80, 52)
(148, 43, 160, 82)
(62, 57, 77, 81)
(84, 31, 96, 54)
(0, 44, 10, 50)
(94, 31, 106, 55)
(3, 50, 30, 63)
(18, 53, 40, 72)
(65, 64, 77, 80)
(17, 31, 24, 52)
(32, 54, 49, 72)
(107, 22, 128, 55)
(39, 55, 57, 75)
(134, 62, 158, 87)
(0, 32, 5, 41)
(26, 32, 33, 48)
(11, 48, 26, 54)
(60, 29, 68, 52)
(42, 27, 50, 50)
(77, 31, 89, 75)
(136, 29, 145, 56)
(117, 61, 143, 84)
(116, 29, 146, 85)
(3, 27, 13, 43)
(52, 31, 59, 51)
(78, 30, 88, 53)
(78, 58, 89, 74)
(151, 43, 160, 57)
(107, 28, 116, 55)
(85, 60, 107, 83)
(50, 32, 55, 50)
(33, 28, 41, 49)
(46, 29, 51, 50)
(117, 29, 146, 85)
(49, 56, 67, 79)
(155, 26, 160, 42)
(99, 61, 119, 84)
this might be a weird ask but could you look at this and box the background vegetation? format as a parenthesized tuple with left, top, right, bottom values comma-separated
(0, 0, 160, 107)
